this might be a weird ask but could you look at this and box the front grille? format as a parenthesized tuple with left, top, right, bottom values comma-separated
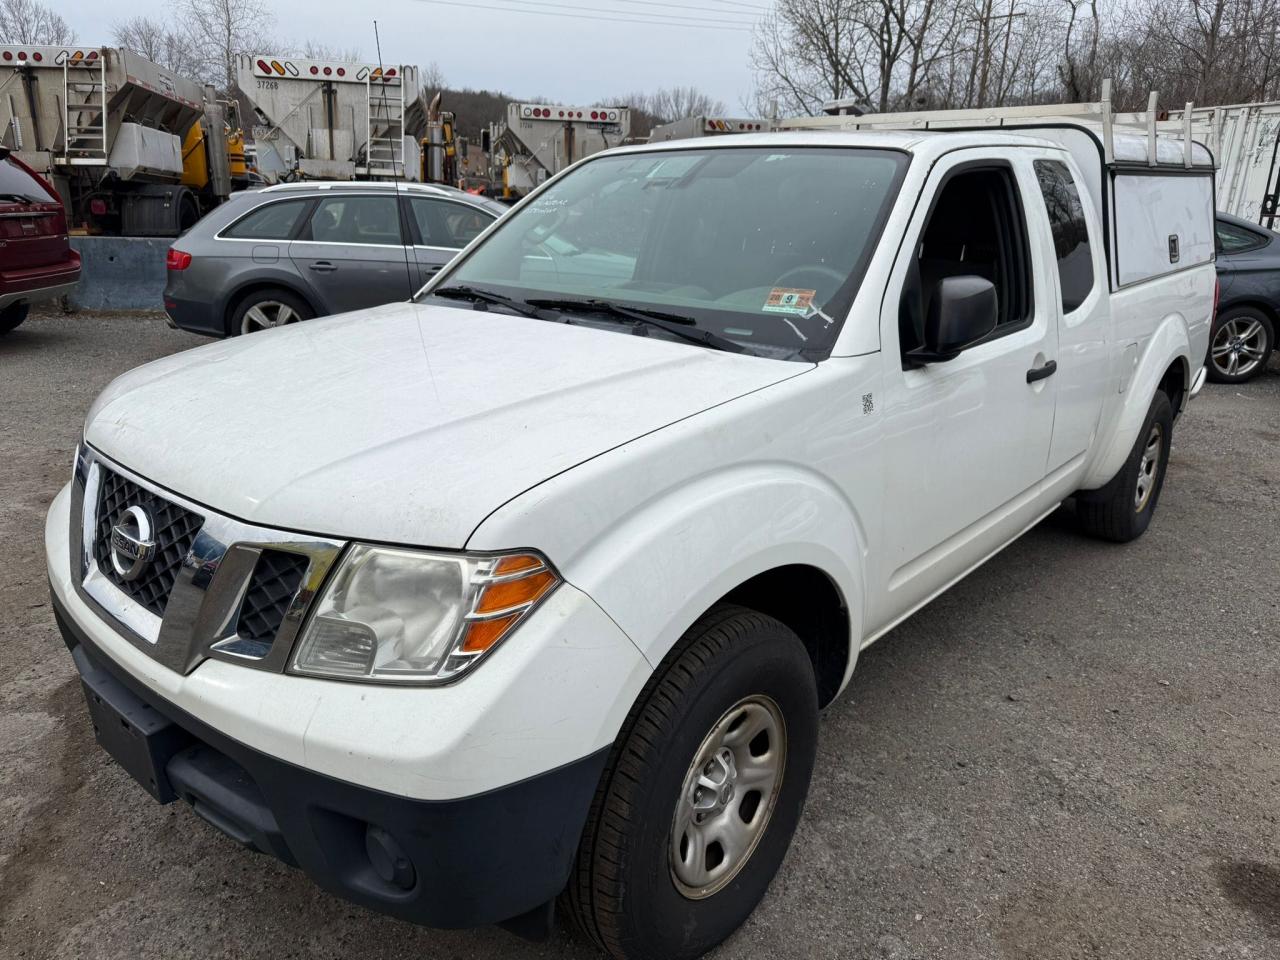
(93, 468, 204, 617)
(236, 550, 309, 645)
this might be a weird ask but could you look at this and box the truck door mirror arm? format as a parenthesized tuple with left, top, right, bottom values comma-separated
(903, 275, 1000, 365)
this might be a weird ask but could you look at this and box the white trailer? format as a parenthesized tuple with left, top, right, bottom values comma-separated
(236, 54, 425, 184)
(1150, 102, 1280, 226)
(489, 102, 630, 198)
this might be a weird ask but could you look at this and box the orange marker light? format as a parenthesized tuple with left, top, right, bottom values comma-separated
(493, 554, 542, 575)
(461, 614, 519, 654)
(476, 569, 556, 615)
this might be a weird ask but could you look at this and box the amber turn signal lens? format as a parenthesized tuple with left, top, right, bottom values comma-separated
(475, 569, 557, 614)
(493, 554, 543, 575)
(461, 613, 520, 654)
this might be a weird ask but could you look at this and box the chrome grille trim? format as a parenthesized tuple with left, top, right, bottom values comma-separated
(70, 444, 345, 675)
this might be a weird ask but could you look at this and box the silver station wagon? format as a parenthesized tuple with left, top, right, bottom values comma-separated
(163, 182, 507, 336)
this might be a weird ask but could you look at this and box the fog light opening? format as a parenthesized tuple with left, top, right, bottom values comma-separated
(365, 824, 416, 890)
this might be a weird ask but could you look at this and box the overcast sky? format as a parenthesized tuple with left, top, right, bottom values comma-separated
(57, 0, 763, 111)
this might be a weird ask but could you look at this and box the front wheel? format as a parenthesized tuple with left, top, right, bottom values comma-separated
(1076, 390, 1173, 543)
(567, 605, 818, 960)
(1207, 306, 1274, 383)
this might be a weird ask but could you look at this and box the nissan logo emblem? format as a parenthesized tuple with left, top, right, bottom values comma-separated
(110, 505, 157, 581)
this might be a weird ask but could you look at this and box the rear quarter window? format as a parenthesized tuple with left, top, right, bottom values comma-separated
(1033, 159, 1095, 311)
(222, 198, 309, 240)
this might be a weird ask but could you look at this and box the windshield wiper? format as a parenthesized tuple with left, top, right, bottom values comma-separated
(430, 284, 546, 319)
(526, 297, 745, 354)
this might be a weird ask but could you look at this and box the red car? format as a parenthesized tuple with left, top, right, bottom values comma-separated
(0, 147, 80, 335)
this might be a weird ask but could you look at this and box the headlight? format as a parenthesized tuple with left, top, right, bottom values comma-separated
(290, 545, 560, 685)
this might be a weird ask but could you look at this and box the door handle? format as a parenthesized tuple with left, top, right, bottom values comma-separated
(1026, 359, 1058, 383)
(308, 261, 337, 273)
(423, 264, 444, 275)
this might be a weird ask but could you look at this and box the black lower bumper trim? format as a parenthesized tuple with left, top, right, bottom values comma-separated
(53, 589, 608, 934)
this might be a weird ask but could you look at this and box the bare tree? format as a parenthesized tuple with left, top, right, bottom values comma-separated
(297, 40, 363, 62)
(419, 61, 446, 95)
(619, 86, 728, 124)
(179, 0, 275, 91)
(112, 16, 200, 75)
(749, 0, 1280, 115)
(0, 0, 75, 44)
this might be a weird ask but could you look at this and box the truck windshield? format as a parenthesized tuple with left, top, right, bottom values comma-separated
(426, 146, 908, 359)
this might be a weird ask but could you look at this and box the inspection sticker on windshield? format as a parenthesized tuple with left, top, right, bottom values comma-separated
(763, 287, 816, 316)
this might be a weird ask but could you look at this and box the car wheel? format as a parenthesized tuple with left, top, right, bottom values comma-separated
(566, 604, 818, 960)
(1076, 390, 1173, 543)
(229, 288, 314, 336)
(1207, 307, 1274, 383)
(0, 302, 29, 335)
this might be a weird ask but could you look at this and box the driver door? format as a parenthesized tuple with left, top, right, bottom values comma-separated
(869, 150, 1059, 627)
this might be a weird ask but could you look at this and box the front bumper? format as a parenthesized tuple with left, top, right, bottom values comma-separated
(45, 478, 652, 930)
(54, 592, 607, 931)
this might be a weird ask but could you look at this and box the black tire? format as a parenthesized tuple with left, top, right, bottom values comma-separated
(1076, 390, 1173, 543)
(227, 287, 314, 337)
(1206, 306, 1274, 383)
(0, 301, 29, 335)
(566, 604, 818, 960)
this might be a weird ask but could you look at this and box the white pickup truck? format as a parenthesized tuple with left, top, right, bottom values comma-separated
(47, 104, 1214, 960)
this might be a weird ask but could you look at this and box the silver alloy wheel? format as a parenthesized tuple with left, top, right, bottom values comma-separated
(241, 300, 301, 334)
(1134, 421, 1163, 512)
(670, 695, 786, 899)
(1211, 317, 1268, 378)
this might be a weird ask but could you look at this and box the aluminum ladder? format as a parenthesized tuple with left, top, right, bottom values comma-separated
(62, 53, 107, 163)
(364, 72, 405, 178)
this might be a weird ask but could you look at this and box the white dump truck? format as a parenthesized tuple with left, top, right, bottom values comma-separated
(236, 54, 425, 184)
(488, 101, 630, 198)
(0, 44, 232, 235)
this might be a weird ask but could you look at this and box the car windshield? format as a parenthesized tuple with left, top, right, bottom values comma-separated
(424, 146, 908, 359)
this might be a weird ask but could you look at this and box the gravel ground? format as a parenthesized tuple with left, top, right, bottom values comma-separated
(2, 310, 1278, 960)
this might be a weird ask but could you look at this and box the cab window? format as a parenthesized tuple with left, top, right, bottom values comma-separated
(1033, 160, 1095, 312)
(899, 164, 1032, 357)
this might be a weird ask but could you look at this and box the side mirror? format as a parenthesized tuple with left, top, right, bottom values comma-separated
(908, 275, 999, 364)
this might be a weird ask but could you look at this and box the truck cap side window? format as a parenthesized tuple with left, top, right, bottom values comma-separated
(899, 164, 1032, 358)
(1033, 159, 1095, 312)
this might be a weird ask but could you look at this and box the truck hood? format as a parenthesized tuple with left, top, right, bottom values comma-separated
(85, 302, 805, 547)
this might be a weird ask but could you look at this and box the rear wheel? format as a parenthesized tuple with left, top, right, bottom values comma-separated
(1207, 306, 1274, 383)
(0, 302, 29, 335)
(1076, 390, 1173, 543)
(567, 605, 818, 960)
(229, 288, 314, 336)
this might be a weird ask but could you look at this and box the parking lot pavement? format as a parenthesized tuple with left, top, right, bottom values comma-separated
(1, 309, 1278, 960)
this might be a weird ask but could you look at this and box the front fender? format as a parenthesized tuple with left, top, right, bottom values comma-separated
(1081, 313, 1190, 490)
(478, 461, 867, 692)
